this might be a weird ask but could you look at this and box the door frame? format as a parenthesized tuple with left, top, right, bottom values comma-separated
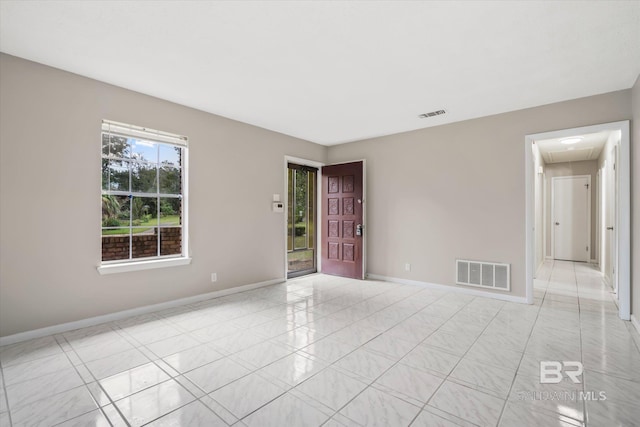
(525, 120, 630, 320)
(550, 175, 591, 262)
(283, 157, 367, 280)
(595, 169, 600, 265)
(284, 156, 324, 279)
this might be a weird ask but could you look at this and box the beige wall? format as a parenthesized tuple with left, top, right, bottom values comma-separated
(632, 74, 640, 323)
(544, 160, 598, 261)
(328, 91, 632, 298)
(0, 54, 328, 337)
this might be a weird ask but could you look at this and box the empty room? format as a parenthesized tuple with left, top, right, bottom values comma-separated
(1, 1, 640, 427)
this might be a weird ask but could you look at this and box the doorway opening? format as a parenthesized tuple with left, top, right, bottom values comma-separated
(287, 163, 318, 278)
(525, 121, 630, 320)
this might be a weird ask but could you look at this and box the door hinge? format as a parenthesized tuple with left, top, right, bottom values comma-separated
(586, 246, 589, 252)
(585, 184, 589, 189)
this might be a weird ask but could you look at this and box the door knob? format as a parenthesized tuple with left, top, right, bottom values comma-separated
(555, 222, 560, 225)
(607, 226, 614, 230)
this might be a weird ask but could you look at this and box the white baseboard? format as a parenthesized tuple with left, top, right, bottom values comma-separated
(545, 256, 553, 260)
(0, 278, 285, 346)
(631, 315, 640, 337)
(590, 259, 598, 264)
(366, 274, 528, 304)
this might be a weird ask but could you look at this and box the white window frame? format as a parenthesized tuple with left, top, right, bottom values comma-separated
(98, 120, 190, 274)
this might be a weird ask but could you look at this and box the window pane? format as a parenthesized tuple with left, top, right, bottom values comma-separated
(107, 160, 130, 192)
(102, 195, 130, 227)
(103, 134, 130, 159)
(102, 233, 130, 261)
(101, 159, 109, 191)
(159, 166, 181, 195)
(294, 170, 308, 250)
(308, 171, 316, 250)
(101, 133, 110, 157)
(131, 163, 157, 193)
(131, 139, 158, 163)
(287, 169, 293, 251)
(132, 196, 158, 228)
(160, 227, 181, 256)
(131, 227, 157, 259)
(160, 145, 181, 167)
(160, 197, 181, 225)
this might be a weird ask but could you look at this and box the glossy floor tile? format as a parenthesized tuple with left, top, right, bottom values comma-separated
(1, 261, 638, 426)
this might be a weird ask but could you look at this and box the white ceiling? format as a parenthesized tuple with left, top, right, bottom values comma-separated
(1, 1, 639, 146)
(536, 131, 611, 164)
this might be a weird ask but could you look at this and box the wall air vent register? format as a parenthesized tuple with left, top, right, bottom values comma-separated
(456, 259, 510, 291)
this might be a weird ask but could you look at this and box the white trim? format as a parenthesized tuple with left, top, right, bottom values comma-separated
(284, 156, 325, 169)
(367, 274, 528, 304)
(545, 256, 553, 260)
(525, 120, 630, 320)
(631, 315, 640, 337)
(284, 156, 325, 279)
(97, 257, 192, 274)
(550, 175, 591, 262)
(0, 277, 284, 346)
(183, 144, 190, 259)
(102, 119, 188, 147)
(525, 134, 535, 304)
(595, 169, 600, 264)
(616, 125, 630, 320)
(542, 172, 547, 260)
(590, 259, 598, 264)
(599, 163, 606, 272)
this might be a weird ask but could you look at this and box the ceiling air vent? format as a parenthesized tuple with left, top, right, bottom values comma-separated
(419, 110, 446, 118)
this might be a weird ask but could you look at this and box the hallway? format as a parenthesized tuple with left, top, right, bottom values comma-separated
(523, 260, 640, 426)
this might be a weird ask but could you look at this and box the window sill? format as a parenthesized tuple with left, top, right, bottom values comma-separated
(97, 257, 191, 275)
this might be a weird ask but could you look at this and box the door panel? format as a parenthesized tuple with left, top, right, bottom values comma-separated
(321, 161, 364, 279)
(605, 147, 617, 291)
(287, 164, 317, 278)
(553, 176, 589, 262)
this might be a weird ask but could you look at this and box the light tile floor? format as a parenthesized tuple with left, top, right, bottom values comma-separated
(1, 261, 639, 426)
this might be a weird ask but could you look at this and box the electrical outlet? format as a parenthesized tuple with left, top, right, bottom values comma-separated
(405, 263, 411, 272)
(211, 273, 217, 282)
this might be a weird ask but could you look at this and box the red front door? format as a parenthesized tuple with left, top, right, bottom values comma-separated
(321, 161, 364, 279)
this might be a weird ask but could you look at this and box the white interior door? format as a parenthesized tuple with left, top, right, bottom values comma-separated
(553, 176, 590, 262)
(605, 147, 618, 292)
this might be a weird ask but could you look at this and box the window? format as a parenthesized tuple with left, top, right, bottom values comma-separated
(101, 120, 187, 265)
